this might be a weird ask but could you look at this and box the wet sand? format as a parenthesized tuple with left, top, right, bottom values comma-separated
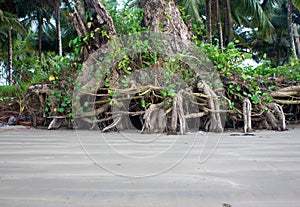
(0, 127, 300, 207)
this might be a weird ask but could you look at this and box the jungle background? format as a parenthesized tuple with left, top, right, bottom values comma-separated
(0, 0, 299, 133)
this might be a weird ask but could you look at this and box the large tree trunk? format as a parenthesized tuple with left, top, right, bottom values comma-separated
(72, 0, 117, 59)
(139, 0, 192, 41)
(138, 0, 223, 133)
(8, 27, 13, 85)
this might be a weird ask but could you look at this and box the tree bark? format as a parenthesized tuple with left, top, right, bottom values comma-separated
(215, 0, 223, 49)
(225, 0, 233, 44)
(293, 23, 300, 58)
(139, 0, 192, 41)
(55, 1, 62, 56)
(72, 0, 117, 59)
(206, 0, 212, 44)
(38, 12, 43, 65)
(288, 0, 297, 58)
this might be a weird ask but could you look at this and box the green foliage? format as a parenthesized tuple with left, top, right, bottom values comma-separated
(109, 2, 147, 34)
(0, 81, 30, 109)
(0, 85, 19, 100)
(201, 41, 299, 106)
(46, 56, 77, 118)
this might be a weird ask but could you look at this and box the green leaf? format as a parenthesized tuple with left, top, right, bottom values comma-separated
(141, 100, 146, 108)
(58, 108, 65, 113)
(227, 42, 235, 49)
(161, 90, 167, 97)
(268, 85, 276, 90)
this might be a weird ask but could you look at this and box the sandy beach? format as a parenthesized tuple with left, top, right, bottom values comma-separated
(0, 127, 299, 207)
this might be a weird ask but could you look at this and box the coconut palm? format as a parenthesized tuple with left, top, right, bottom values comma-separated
(177, 0, 277, 44)
(43, 0, 63, 56)
(20, 0, 53, 64)
(287, 0, 300, 58)
(243, 0, 300, 65)
(0, 8, 26, 85)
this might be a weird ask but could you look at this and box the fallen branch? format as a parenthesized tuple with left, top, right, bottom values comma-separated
(273, 99, 300, 105)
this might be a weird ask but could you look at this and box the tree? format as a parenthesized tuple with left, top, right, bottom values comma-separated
(287, 0, 300, 58)
(224, 0, 233, 43)
(178, 0, 276, 45)
(214, 0, 223, 48)
(20, 0, 296, 132)
(0, 7, 26, 85)
(206, 0, 212, 44)
(43, 0, 63, 56)
(20, 0, 52, 65)
(288, 0, 297, 58)
(70, 0, 116, 59)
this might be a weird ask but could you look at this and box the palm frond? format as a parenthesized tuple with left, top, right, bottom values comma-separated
(232, 0, 274, 40)
(180, 0, 205, 22)
(293, 0, 300, 10)
(0, 9, 27, 36)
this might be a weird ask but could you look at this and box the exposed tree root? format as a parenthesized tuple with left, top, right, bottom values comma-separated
(197, 80, 223, 133)
(142, 102, 166, 133)
(243, 98, 252, 133)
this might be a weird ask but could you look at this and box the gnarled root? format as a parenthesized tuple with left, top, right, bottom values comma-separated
(267, 102, 286, 131)
(142, 102, 166, 133)
(197, 80, 223, 132)
(260, 102, 286, 131)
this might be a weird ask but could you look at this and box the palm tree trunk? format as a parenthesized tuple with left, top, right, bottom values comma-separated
(293, 23, 300, 58)
(225, 0, 233, 43)
(206, 0, 212, 45)
(216, 0, 223, 49)
(56, 1, 62, 56)
(288, 0, 297, 58)
(38, 12, 43, 65)
(8, 27, 13, 85)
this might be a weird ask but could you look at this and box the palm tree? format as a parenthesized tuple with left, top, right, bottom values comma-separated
(287, 0, 300, 58)
(206, 0, 212, 44)
(215, 0, 223, 48)
(288, 0, 297, 57)
(224, 0, 233, 43)
(0, 9, 26, 85)
(178, 0, 276, 44)
(20, 0, 52, 65)
(242, 0, 300, 65)
(43, 0, 63, 56)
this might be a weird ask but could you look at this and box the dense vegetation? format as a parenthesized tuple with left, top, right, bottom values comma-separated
(0, 0, 299, 132)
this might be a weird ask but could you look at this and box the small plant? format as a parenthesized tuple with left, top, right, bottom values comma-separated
(46, 56, 77, 119)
